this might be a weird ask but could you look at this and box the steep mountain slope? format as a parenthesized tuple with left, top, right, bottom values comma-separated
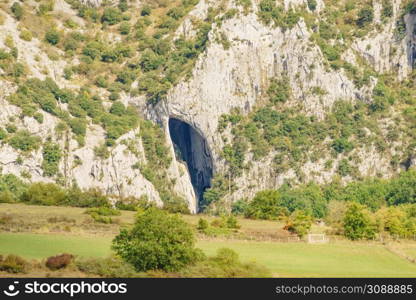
(0, 0, 415, 213)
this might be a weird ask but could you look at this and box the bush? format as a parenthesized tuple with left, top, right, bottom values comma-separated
(45, 29, 61, 45)
(9, 130, 41, 152)
(19, 30, 32, 41)
(11, 2, 23, 20)
(179, 248, 271, 278)
(331, 138, 354, 153)
(245, 190, 287, 220)
(101, 8, 123, 25)
(21, 182, 66, 206)
(267, 77, 291, 103)
(76, 256, 138, 277)
(112, 208, 202, 272)
(141, 5, 152, 16)
(64, 187, 109, 208)
(115, 195, 154, 211)
(119, 22, 130, 35)
(0, 174, 27, 203)
(86, 207, 121, 216)
(46, 254, 73, 270)
(356, 7, 374, 27)
(284, 210, 312, 238)
(42, 142, 62, 177)
(139, 49, 165, 72)
(0, 254, 27, 273)
(94, 143, 110, 159)
(163, 194, 190, 214)
(307, 0, 317, 11)
(197, 218, 209, 231)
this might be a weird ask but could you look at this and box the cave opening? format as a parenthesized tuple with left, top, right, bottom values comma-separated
(168, 118, 213, 207)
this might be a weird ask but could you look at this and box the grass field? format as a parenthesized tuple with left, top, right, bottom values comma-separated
(1, 203, 416, 277)
(1, 232, 416, 277)
(0, 233, 112, 259)
(196, 240, 416, 277)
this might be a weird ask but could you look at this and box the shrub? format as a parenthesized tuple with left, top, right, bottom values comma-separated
(331, 138, 354, 153)
(119, 22, 131, 35)
(139, 49, 165, 72)
(76, 256, 138, 277)
(226, 215, 240, 229)
(112, 208, 202, 272)
(343, 202, 376, 240)
(42, 142, 62, 177)
(109, 101, 126, 116)
(118, 0, 128, 12)
(267, 77, 291, 103)
(356, 7, 374, 27)
(101, 8, 123, 25)
(86, 207, 121, 216)
(197, 218, 209, 231)
(337, 159, 352, 177)
(307, 0, 317, 11)
(179, 248, 271, 278)
(115, 195, 154, 211)
(245, 190, 286, 220)
(9, 130, 41, 152)
(94, 143, 110, 159)
(45, 29, 61, 45)
(0, 174, 27, 202)
(19, 30, 32, 41)
(0, 255, 27, 273)
(11, 2, 23, 20)
(284, 210, 312, 238)
(46, 253, 73, 270)
(0, 128, 7, 140)
(64, 187, 109, 207)
(140, 5, 152, 16)
(162, 194, 190, 214)
(90, 213, 113, 224)
(21, 182, 66, 206)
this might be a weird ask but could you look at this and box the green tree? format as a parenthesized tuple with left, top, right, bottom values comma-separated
(343, 202, 376, 240)
(284, 210, 312, 238)
(112, 208, 202, 272)
(387, 170, 416, 205)
(245, 190, 287, 220)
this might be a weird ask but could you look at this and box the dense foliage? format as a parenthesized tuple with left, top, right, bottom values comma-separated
(112, 208, 202, 272)
(239, 170, 416, 220)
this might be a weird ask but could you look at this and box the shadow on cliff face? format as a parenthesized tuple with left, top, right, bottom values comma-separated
(168, 118, 213, 207)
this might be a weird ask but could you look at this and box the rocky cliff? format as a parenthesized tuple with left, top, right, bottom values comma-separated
(0, 0, 415, 213)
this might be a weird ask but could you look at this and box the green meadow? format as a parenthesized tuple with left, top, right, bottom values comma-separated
(1, 232, 416, 277)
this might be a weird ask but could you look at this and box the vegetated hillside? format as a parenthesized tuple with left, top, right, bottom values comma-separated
(0, 0, 415, 213)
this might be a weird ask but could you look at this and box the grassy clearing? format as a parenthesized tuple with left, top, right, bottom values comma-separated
(0, 233, 112, 259)
(1, 203, 416, 277)
(1, 232, 416, 277)
(196, 240, 416, 277)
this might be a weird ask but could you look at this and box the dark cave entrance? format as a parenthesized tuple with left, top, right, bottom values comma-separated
(168, 118, 213, 206)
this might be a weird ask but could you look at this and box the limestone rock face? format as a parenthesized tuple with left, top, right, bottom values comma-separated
(149, 0, 415, 204)
(0, 0, 415, 212)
